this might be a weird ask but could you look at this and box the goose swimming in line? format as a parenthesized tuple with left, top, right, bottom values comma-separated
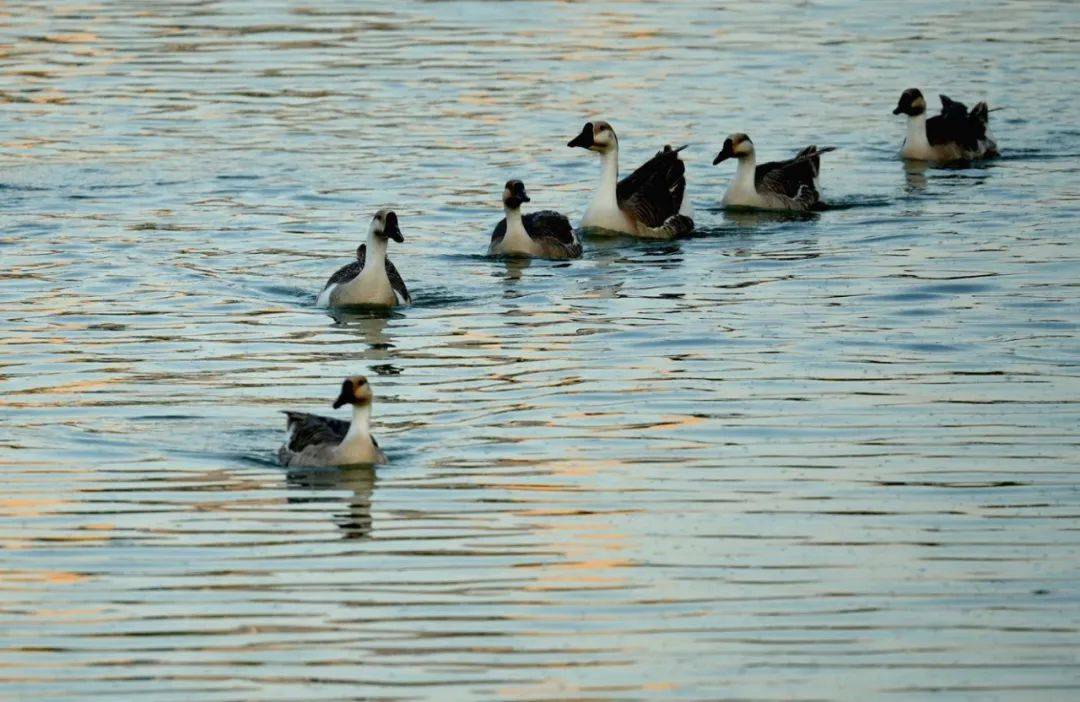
(278, 376, 387, 467)
(712, 133, 835, 212)
(489, 179, 581, 260)
(567, 120, 694, 239)
(893, 88, 998, 162)
(316, 209, 410, 308)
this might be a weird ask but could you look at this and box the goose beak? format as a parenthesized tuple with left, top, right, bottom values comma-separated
(332, 379, 353, 409)
(384, 212, 404, 243)
(712, 144, 734, 166)
(567, 123, 594, 149)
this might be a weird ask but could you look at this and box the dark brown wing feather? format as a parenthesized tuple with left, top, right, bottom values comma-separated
(755, 157, 815, 200)
(283, 411, 349, 453)
(523, 210, 575, 245)
(927, 95, 987, 152)
(323, 244, 365, 289)
(492, 211, 575, 245)
(616, 146, 686, 228)
(385, 257, 410, 304)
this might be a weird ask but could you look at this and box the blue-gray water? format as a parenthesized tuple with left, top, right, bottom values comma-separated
(2, 1, 1079, 700)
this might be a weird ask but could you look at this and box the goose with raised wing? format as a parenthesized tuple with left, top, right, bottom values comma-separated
(316, 209, 410, 308)
(489, 179, 581, 259)
(712, 133, 835, 212)
(567, 120, 694, 239)
(278, 376, 387, 467)
(893, 88, 998, 162)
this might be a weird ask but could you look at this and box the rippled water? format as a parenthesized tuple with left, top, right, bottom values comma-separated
(3, 1, 1080, 699)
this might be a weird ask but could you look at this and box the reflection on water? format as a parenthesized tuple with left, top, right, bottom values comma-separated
(287, 466, 376, 540)
(2, 0, 1080, 700)
(903, 159, 931, 192)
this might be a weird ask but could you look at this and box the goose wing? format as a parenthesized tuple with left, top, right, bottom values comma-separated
(755, 146, 826, 199)
(523, 210, 575, 246)
(282, 411, 350, 453)
(322, 245, 367, 290)
(385, 256, 411, 305)
(616, 145, 687, 227)
(927, 95, 982, 151)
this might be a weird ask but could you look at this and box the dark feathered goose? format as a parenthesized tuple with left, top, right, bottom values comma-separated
(316, 209, 410, 308)
(893, 88, 998, 161)
(712, 133, 835, 212)
(278, 376, 387, 467)
(489, 179, 581, 260)
(567, 121, 694, 239)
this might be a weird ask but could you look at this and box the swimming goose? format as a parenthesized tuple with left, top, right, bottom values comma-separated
(316, 209, 410, 308)
(489, 179, 582, 260)
(567, 121, 694, 239)
(278, 376, 387, 467)
(893, 88, 998, 161)
(712, 133, 835, 212)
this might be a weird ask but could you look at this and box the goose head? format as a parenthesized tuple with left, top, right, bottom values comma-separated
(369, 208, 404, 243)
(712, 133, 754, 165)
(502, 179, 530, 210)
(893, 88, 926, 117)
(568, 120, 617, 154)
(333, 375, 374, 409)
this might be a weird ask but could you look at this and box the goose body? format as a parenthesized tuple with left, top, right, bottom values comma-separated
(568, 121, 694, 239)
(489, 180, 581, 260)
(894, 89, 998, 162)
(317, 209, 410, 308)
(278, 376, 388, 467)
(713, 133, 834, 212)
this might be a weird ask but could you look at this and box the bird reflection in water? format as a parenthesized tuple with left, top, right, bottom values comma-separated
(903, 159, 930, 193)
(327, 306, 395, 352)
(721, 206, 819, 228)
(286, 465, 376, 540)
(500, 256, 532, 281)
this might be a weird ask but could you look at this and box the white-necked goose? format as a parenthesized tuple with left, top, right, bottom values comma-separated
(489, 179, 581, 260)
(316, 209, 410, 308)
(567, 120, 694, 239)
(278, 376, 387, 467)
(893, 88, 998, 161)
(712, 133, 835, 212)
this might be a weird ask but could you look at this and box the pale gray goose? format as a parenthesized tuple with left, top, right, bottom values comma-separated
(278, 376, 387, 467)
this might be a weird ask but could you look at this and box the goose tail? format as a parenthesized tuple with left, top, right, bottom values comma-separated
(967, 100, 989, 136)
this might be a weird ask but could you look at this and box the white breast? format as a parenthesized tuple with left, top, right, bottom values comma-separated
(332, 434, 386, 465)
(722, 182, 767, 209)
(330, 267, 396, 307)
(581, 203, 637, 235)
(496, 217, 544, 257)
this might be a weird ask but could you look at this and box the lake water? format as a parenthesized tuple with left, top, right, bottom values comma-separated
(2, 1, 1079, 699)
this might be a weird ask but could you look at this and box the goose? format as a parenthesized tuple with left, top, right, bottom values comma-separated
(712, 133, 835, 212)
(893, 88, 998, 161)
(278, 376, 387, 467)
(567, 120, 694, 239)
(489, 179, 581, 260)
(316, 209, 410, 308)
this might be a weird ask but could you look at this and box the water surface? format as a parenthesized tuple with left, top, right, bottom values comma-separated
(2, 1, 1079, 700)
